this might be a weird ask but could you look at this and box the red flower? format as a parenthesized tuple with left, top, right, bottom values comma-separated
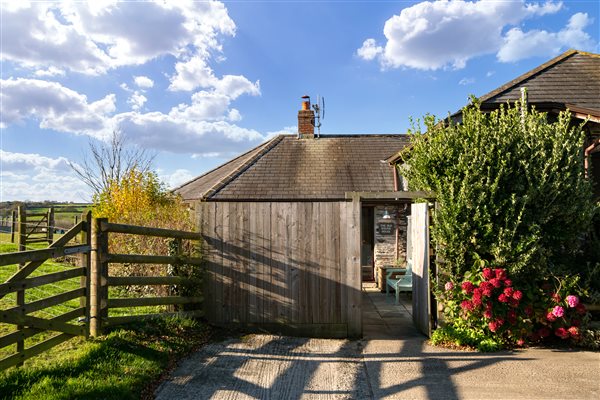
(551, 292, 561, 302)
(512, 290, 523, 301)
(568, 326, 580, 339)
(509, 298, 519, 308)
(482, 268, 495, 280)
(498, 293, 509, 303)
(504, 279, 512, 287)
(495, 268, 507, 280)
(461, 281, 475, 294)
(555, 327, 569, 339)
(490, 278, 501, 288)
(472, 295, 483, 307)
(546, 312, 557, 322)
(575, 303, 587, 315)
(488, 320, 502, 332)
(460, 300, 474, 311)
(503, 287, 514, 297)
(516, 338, 525, 347)
(483, 309, 493, 318)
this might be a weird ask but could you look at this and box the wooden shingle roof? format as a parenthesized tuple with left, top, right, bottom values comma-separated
(176, 134, 410, 201)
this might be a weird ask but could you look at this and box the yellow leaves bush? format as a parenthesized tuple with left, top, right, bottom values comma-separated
(93, 168, 197, 296)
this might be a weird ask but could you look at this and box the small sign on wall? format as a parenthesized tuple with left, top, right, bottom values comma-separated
(378, 222, 395, 235)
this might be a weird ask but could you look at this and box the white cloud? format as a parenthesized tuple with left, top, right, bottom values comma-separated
(34, 66, 66, 77)
(459, 77, 475, 85)
(113, 111, 264, 156)
(1, 77, 265, 157)
(265, 126, 297, 139)
(133, 76, 154, 89)
(0, 150, 90, 202)
(169, 56, 216, 91)
(357, 0, 574, 70)
(213, 75, 260, 99)
(0, 1, 265, 160)
(168, 55, 260, 98)
(0, 1, 236, 74)
(127, 92, 147, 111)
(159, 169, 195, 189)
(356, 39, 383, 61)
(0, 78, 116, 138)
(497, 12, 596, 62)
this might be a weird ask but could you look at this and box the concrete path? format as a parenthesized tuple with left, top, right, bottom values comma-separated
(155, 290, 600, 399)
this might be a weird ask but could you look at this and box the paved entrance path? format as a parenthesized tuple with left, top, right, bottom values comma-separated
(155, 291, 600, 399)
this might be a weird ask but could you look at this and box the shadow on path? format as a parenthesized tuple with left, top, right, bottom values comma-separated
(155, 289, 599, 399)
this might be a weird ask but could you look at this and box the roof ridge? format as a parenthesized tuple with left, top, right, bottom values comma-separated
(479, 49, 580, 103)
(203, 135, 285, 200)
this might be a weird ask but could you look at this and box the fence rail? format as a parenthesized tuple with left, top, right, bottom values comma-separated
(0, 215, 203, 371)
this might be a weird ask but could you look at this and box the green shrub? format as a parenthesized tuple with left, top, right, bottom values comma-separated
(402, 99, 596, 280)
(430, 324, 501, 352)
(404, 99, 598, 348)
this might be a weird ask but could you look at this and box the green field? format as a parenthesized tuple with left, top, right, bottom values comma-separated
(0, 203, 91, 232)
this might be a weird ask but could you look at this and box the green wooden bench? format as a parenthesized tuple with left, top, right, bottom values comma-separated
(385, 261, 413, 304)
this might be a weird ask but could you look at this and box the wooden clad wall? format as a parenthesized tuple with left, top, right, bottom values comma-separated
(196, 201, 361, 338)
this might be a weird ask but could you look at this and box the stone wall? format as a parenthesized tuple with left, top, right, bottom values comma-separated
(373, 204, 409, 269)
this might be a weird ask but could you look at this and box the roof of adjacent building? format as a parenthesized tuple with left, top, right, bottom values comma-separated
(386, 49, 600, 165)
(175, 134, 410, 201)
(479, 49, 600, 115)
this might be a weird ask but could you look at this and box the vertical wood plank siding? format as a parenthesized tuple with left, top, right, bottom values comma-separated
(197, 201, 361, 338)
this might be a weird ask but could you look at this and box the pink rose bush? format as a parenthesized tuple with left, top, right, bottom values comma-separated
(440, 265, 589, 348)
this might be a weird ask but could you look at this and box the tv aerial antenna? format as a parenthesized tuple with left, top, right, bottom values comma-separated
(312, 95, 325, 138)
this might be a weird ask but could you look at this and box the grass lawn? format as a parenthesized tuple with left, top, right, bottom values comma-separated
(0, 317, 212, 400)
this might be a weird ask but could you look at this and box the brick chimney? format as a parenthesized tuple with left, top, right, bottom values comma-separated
(298, 95, 315, 139)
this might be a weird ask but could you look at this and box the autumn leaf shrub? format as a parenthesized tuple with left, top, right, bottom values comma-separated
(403, 100, 598, 348)
(93, 168, 199, 297)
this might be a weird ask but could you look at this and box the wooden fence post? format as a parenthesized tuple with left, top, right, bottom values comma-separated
(80, 211, 92, 338)
(47, 207, 55, 244)
(90, 218, 108, 337)
(10, 210, 16, 243)
(168, 238, 182, 311)
(16, 206, 26, 366)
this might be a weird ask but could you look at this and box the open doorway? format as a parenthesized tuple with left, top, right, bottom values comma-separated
(361, 206, 374, 282)
(354, 194, 434, 339)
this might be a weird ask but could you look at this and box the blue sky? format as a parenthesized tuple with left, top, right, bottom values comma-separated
(1, 0, 599, 202)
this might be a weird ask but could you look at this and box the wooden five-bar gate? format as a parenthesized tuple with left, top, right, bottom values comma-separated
(0, 214, 203, 371)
